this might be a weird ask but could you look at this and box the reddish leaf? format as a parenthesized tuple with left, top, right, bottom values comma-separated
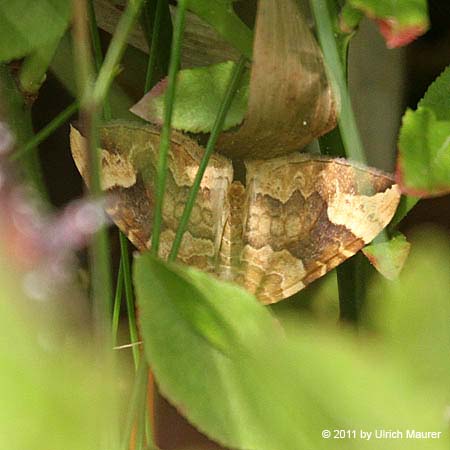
(376, 19, 426, 48)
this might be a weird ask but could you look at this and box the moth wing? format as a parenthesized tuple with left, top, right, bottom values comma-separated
(70, 122, 233, 272)
(239, 154, 400, 304)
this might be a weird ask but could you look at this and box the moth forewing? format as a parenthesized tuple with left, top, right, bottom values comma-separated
(70, 122, 234, 272)
(238, 155, 401, 303)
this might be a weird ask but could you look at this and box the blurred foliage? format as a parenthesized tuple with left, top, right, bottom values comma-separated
(0, 0, 70, 62)
(364, 226, 450, 390)
(135, 226, 450, 450)
(0, 251, 121, 450)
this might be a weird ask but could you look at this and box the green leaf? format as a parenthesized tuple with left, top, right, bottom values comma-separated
(362, 232, 411, 280)
(131, 61, 249, 133)
(397, 107, 450, 197)
(342, 0, 429, 48)
(135, 254, 269, 356)
(396, 66, 450, 197)
(364, 227, 450, 390)
(135, 254, 449, 450)
(0, 0, 71, 62)
(187, 0, 253, 58)
(418, 64, 450, 121)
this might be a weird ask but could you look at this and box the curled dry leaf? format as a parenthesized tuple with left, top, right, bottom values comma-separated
(70, 122, 400, 304)
(130, 0, 339, 160)
(216, 0, 339, 159)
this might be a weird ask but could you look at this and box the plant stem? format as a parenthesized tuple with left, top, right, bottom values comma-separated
(120, 232, 140, 368)
(151, 0, 189, 256)
(72, 0, 113, 343)
(310, 0, 366, 165)
(112, 262, 124, 346)
(168, 56, 247, 261)
(144, 0, 166, 92)
(311, 0, 368, 323)
(135, 373, 150, 450)
(11, 101, 79, 161)
(88, 0, 112, 119)
(336, 253, 368, 322)
(120, 359, 149, 450)
(0, 65, 48, 198)
(18, 37, 61, 96)
(50, 34, 135, 119)
(89, 21, 140, 368)
(142, 0, 172, 92)
(91, 0, 146, 106)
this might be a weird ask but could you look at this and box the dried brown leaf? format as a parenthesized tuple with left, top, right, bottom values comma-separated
(217, 0, 339, 159)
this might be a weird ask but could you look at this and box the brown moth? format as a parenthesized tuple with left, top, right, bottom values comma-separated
(71, 122, 400, 304)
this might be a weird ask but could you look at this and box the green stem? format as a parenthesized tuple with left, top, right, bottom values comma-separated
(141, 0, 172, 92)
(88, 0, 104, 74)
(72, 0, 112, 343)
(112, 261, 124, 346)
(120, 359, 149, 450)
(11, 101, 79, 161)
(311, 0, 368, 324)
(91, 0, 146, 106)
(50, 33, 135, 119)
(151, 0, 189, 256)
(74, 0, 145, 338)
(0, 64, 48, 198)
(87, 115, 114, 338)
(310, 0, 366, 164)
(336, 253, 368, 322)
(119, 232, 140, 368)
(144, 0, 167, 93)
(18, 37, 61, 95)
(168, 56, 247, 261)
(88, 0, 112, 120)
(135, 374, 150, 450)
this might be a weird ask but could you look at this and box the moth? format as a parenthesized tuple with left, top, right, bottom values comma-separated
(71, 122, 400, 304)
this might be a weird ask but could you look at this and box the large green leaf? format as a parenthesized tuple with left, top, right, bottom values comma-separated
(397, 65, 450, 197)
(341, 0, 429, 48)
(131, 61, 249, 133)
(135, 253, 449, 450)
(0, 0, 71, 62)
